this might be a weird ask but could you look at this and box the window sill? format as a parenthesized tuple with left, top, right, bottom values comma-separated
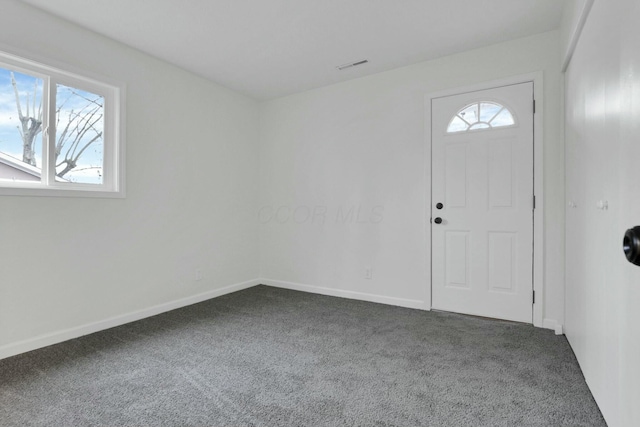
(0, 185, 125, 199)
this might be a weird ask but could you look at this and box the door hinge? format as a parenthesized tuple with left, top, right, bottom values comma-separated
(533, 195, 536, 209)
(533, 290, 536, 304)
(533, 99, 536, 114)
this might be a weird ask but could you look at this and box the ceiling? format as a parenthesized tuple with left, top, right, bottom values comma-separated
(19, 0, 563, 100)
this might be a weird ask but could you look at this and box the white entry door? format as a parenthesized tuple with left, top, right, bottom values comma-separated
(431, 82, 534, 323)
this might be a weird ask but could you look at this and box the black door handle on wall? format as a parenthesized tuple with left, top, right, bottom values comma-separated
(434, 217, 443, 224)
(623, 226, 640, 266)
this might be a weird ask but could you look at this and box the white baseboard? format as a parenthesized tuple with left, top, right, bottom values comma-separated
(543, 318, 564, 335)
(0, 278, 261, 360)
(1, 278, 555, 360)
(261, 278, 426, 310)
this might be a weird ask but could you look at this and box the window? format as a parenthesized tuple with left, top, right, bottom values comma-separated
(447, 101, 515, 134)
(0, 50, 123, 197)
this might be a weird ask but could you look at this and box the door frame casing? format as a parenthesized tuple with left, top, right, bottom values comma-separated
(423, 72, 544, 328)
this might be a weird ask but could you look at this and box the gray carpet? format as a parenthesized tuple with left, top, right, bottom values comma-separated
(0, 285, 606, 426)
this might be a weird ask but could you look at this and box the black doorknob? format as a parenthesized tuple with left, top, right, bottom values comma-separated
(623, 226, 640, 266)
(434, 217, 443, 224)
(436, 203, 444, 210)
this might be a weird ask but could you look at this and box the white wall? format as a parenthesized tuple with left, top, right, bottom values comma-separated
(564, 0, 640, 425)
(0, 1, 260, 356)
(259, 31, 564, 327)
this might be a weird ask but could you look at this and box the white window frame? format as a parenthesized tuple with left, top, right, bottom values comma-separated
(0, 50, 125, 198)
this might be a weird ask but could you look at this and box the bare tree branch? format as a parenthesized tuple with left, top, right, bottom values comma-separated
(10, 72, 42, 166)
(54, 92, 103, 179)
(10, 73, 24, 119)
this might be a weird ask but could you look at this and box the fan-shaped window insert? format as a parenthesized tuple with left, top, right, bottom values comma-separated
(447, 102, 515, 133)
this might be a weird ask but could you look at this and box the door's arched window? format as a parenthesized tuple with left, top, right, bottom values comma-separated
(447, 102, 515, 133)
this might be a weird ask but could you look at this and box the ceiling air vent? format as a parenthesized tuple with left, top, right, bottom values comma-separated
(336, 59, 369, 71)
